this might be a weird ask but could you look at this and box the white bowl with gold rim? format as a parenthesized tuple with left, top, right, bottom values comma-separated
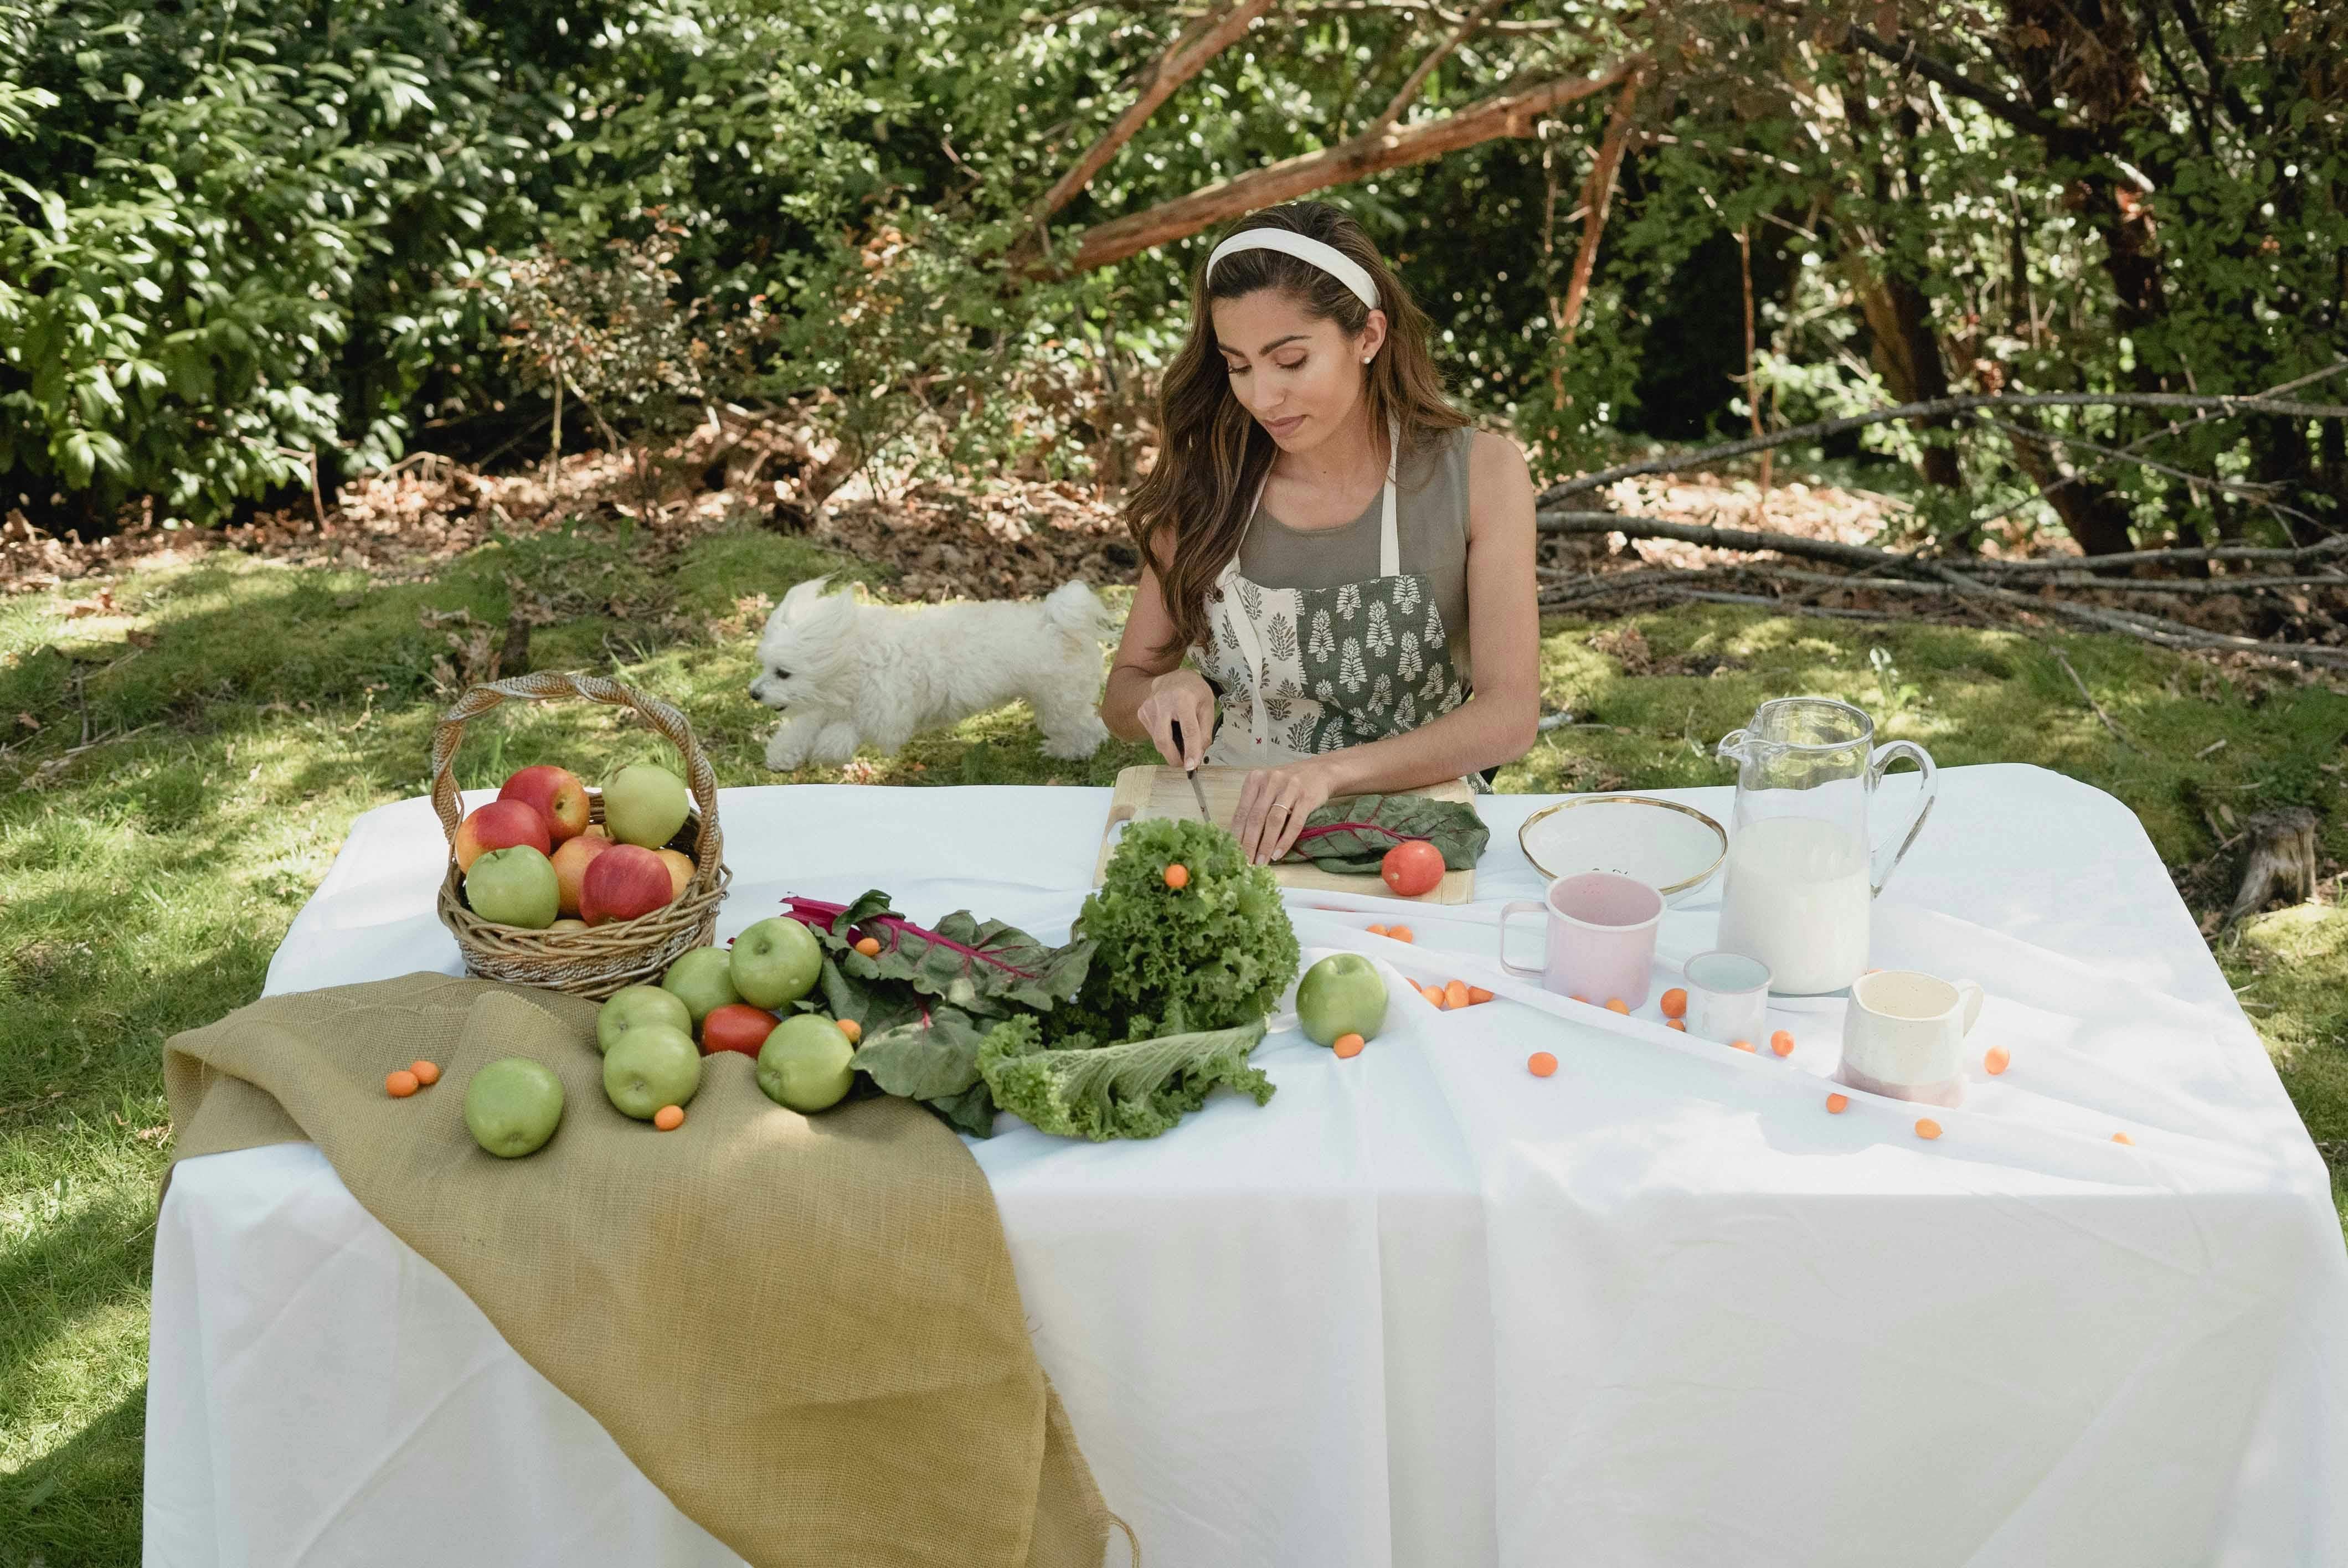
(1516, 795, 1728, 905)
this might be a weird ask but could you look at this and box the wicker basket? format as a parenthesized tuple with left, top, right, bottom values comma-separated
(432, 672, 732, 999)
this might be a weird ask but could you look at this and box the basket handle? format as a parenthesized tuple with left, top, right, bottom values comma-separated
(430, 672, 724, 885)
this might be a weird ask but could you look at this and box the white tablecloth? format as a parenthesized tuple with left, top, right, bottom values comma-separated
(145, 766, 2348, 1567)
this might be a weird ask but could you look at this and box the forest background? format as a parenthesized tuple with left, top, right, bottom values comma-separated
(6, 0, 2341, 550)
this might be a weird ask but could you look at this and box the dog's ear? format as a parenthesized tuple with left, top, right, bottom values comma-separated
(795, 582, 860, 639)
(777, 574, 835, 623)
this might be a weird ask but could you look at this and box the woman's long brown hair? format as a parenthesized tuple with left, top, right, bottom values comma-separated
(1127, 201, 1467, 661)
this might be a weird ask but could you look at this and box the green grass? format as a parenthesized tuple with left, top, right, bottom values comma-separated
(2, 515, 2342, 1565)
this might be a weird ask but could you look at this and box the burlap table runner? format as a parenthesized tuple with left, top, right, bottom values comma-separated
(163, 973, 1114, 1568)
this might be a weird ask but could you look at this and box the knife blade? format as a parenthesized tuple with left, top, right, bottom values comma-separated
(1168, 720, 1213, 823)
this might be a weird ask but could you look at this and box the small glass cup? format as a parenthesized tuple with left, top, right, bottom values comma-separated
(1683, 949, 1771, 1046)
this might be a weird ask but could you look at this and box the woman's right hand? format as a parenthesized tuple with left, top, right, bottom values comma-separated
(1135, 668, 1217, 770)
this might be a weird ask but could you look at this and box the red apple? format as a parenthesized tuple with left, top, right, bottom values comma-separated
(551, 833, 615, 917)
(499, 765, 591, 844)
(701, 1003, 780, 1058)
(454, 799, 552, 874)
(580, 843, 675, 925)
(655, 848, 694, 900)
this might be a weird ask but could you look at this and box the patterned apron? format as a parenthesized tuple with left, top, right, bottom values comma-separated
(1194, 416, 1472, 773)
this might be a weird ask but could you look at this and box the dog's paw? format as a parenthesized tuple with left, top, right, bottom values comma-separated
(1040, 716, 1111, 760)
(809, 723, 865, 767)
(765, 728, 809, 772)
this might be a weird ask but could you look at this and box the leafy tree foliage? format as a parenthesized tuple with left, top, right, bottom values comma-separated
(2, 0, 2336, 552)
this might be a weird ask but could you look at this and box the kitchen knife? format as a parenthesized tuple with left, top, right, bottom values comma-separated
(1168, 719, 1213, 822)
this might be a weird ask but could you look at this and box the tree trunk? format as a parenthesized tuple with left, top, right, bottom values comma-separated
(2004, 0, 2169, 369)
(1845, 257, 1966, 492)
(1835, 86, 1964, 496)
(1997, 419, 2142, 556)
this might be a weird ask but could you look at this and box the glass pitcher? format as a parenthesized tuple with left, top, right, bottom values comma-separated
(1712, 697, 1935, 995)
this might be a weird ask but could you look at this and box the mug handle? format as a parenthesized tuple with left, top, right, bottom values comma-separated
(1867, 739, 1938, 896)
(1497, 900, 1546, 979)
(1954, 979, 1984, 1034)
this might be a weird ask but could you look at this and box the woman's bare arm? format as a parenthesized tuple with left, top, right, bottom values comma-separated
(1101, 555, 1218, 768)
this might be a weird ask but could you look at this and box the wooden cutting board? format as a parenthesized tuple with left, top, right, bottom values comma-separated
(1092, 765, 1478, 904)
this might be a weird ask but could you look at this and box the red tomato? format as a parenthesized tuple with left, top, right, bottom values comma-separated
(702, 1003, 780, 1057)
(1380, 838, 1445, 897)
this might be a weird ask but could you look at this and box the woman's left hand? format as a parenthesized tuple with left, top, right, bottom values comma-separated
(1232, 757, 1339, 866)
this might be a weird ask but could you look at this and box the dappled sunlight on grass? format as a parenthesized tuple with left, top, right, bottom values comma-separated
(2224, 902, 2348, 1147)
(1518, 607, 2348, 867)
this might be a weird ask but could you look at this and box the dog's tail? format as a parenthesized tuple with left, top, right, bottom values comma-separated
(1042, 580, 1116, 647)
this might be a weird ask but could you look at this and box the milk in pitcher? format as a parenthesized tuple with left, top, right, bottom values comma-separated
(1714, 814, 1872, 993)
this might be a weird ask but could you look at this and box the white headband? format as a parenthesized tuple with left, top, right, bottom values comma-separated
(1204, 229, 1380, 311)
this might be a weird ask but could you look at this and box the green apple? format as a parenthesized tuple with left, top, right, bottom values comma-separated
(602, 762, 691, 849)
(464, 1058, 566, 1158)
(729, 917, 823, 1009)
(756, 1014, 856, 1113)
(1296, 952, 1388, 1048)
(465, 845, 560, 929)
(596, 984, 693, 1056)
(661, 946, 740, 1026)
(601, 1023, 702, 1120)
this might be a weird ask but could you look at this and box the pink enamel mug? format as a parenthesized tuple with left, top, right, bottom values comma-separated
(1496, 871, 1665, 1007)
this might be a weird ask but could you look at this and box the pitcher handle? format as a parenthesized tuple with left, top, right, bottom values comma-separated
(1866, 738, 1937, 896)
(1713, 728, 1750, 766)
(1497, 900, 1546, 979)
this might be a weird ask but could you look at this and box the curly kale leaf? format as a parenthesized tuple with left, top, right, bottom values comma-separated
(979, 1014, 1273, 1142)
(1060, 817, 1299, 1044)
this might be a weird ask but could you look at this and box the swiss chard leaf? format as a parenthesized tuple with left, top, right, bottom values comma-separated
(817, 954, 996, 1128)
(978, 1015, 1274, 1142)
(924, 1081, 999, 1139)
(783, 891, 1093, 1014)
(813, 954, 924, 1034)
(1281, 795, 1489, 875)
(851, 1003, 990, 1101)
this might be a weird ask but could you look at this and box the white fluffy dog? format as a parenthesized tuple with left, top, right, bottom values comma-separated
(750, 576, 1115, 770)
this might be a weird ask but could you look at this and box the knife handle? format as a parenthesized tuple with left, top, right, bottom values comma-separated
(1168, 717, 1190, 771)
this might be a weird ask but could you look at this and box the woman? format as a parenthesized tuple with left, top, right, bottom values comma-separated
(1101, 201, 1541, 865)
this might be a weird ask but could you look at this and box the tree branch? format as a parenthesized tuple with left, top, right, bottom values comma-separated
(1029, 0, 1283, 228)
(1537, 508, 2348, 577)
(1841, 25, 2090, 152)
(1049, 55, 1644, 274)
(1542, 391, 2348, 501)
(2164, 0, 2257, 130)
(1760, 1, 2102, 157)
(1976, 417, 2284, 506)
(1926, 566, 2348, 667)
(1966, 361, 2348, 531)
(1537, 512, 1922, 571)
(1179, 1, 1569, 33)
(1535, 552, 2348, 667)
(1366, 0, 1510, 138)
(1559, 64, 1645, 342)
